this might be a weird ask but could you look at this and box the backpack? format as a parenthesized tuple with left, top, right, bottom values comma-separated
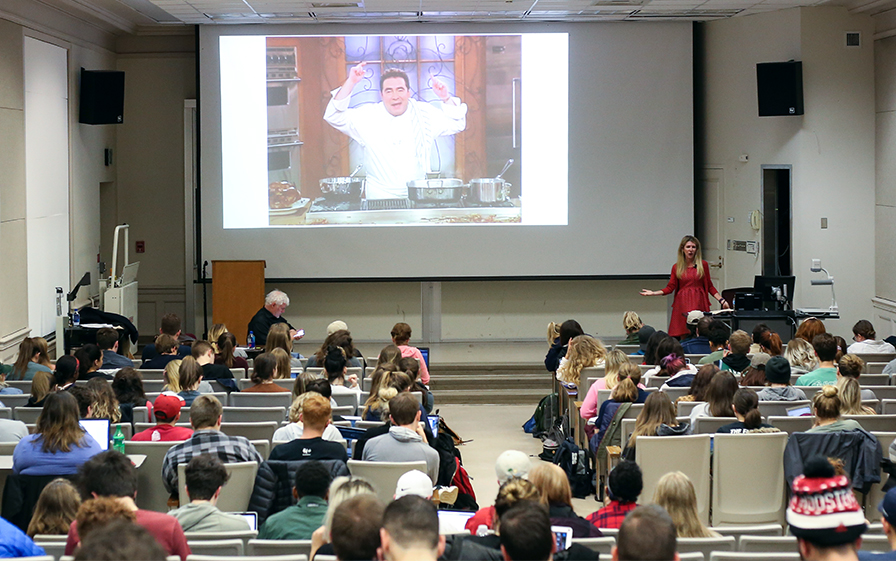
(525, 393, 559, 438)
(553, 437, 595, 498)
(590, 402, 632, 469)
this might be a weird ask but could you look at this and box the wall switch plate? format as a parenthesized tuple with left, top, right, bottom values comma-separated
(727, 217, 735, 223)
(821, 217, 828, 229)
(745, 241, 758, 254)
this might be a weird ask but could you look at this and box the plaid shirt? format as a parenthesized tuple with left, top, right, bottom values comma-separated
(162, 429, 262, 494)
(586, 500, 638, 529)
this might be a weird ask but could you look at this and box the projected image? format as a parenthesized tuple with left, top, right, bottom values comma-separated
(221, 33, 568, 228)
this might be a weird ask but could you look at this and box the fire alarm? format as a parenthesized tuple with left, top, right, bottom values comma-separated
(136, 241, 145, 253)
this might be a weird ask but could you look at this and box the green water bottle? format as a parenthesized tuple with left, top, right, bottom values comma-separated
(112, 425, 125, 454)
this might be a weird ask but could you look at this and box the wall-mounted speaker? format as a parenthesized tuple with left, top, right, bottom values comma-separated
(756, 61, 803, 117)
(79, 68, 125, 125)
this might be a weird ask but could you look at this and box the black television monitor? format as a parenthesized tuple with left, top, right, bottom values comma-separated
(753, 275, 796, 311)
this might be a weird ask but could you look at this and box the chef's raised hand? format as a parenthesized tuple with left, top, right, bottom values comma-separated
(431, 76, 451, 103)
(335, 61, 367, 101)
(348, 61, 367, 86)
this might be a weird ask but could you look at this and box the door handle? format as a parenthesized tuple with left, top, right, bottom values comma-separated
(708, 257, 723, 269)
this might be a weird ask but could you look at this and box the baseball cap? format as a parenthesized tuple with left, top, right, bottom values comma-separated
(750, 352, 771, 369)
(394, 470, 433, 499)
(327, 320, 348, 335)
(787, 456, 866, 546)
(153, 392, 185, 422)
(879, 487, 896, 524)
(495, 450, 531, 483)
(686, 311, 705, 326)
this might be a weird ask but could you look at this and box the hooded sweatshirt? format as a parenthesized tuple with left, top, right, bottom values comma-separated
(361, 425, 440, 482)
(169, 502, 251, 533)
(757, 386, 807, 401)
(721, 353, 751, 374)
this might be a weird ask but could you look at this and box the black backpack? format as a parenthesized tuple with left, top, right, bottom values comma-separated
(525, 393, 559, 439)
(553, 437, 595, 498)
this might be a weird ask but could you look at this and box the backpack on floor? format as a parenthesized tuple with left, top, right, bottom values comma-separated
(525, 393, 559, 438)
(553, 437, 595, 498)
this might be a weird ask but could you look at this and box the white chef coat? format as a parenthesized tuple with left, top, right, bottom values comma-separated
(324, 93, 467, 200)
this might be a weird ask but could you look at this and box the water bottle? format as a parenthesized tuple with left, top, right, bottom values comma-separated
(72, 308, 80, 327)
(112, 425, 125, 454)
(247, 331, 255, 348)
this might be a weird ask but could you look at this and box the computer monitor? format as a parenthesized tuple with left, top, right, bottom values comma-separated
(753, 275, 795, 311)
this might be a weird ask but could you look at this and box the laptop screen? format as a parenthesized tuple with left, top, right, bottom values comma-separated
(418, 347, 430, 369)
(80, 418, 110, 450)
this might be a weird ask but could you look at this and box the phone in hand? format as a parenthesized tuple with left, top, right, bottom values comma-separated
(293, 328, 305, 340)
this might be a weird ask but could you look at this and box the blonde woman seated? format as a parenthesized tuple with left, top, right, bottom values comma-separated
(688, 371, 738, 424)
(806, 385, 864, 433)
(309, 477, 377, 559)
(619, 311, 643, 346)
(591, 364, 648, 444)
(556, 335, 607, 389)
(716, 388, 780, 433)
(622, 392, 691, 461)
(836, 377, 875, 415)
(272, 392, 346, 445)
(653, 471, 719, 538)
(162, 358, 213, 396)
(784, 337, 819, 377)
(529, 463, 602, 537)
(837, 354, 877, 401)
(580, 349, 643, 434)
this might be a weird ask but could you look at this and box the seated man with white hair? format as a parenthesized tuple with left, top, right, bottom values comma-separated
(464, 450, 531, 534)
(247, 289, 302, 346)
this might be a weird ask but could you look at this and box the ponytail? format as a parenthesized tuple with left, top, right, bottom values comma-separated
(218, 332, 236, 368)
(612, 363, 641, 402)
(733, 388, 761, 429)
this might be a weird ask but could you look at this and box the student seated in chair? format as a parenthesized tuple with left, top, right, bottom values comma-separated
(380, 495, 445, 561)
(97, 327, 134, 371)
(361, 392, 439, 483)
(169, 454, 251, 532)
(269, 394, 348, 463)
(860, 487, 896, 560)
(788, 456, 866, 561)
(131, 392, 193, 442)
(64, 450, 191, 561)
(612, 504, 680, 561)
(257, 460, 331, 540)
(161, 395, 262, 496)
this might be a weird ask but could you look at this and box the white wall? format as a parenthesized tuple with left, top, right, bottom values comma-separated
(703, 7, 876, 337)
(874, 34, 896, 338)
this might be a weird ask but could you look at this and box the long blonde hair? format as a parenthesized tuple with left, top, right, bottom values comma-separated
(547, 322, 561, 345)
(603, 349, 629, 390)
(30, 371, 56, 404)
(208, 324, 228, 353)
(628, 391, 677, 448)
(265, 323, 293, 355)
(557, 335, 607, 386)
(836, 377, 873, 415)
(362, 368, 411, 418)
(784, 338, 818, 371)
(163, 359, 183, 393)
(653, 471, 716, 538)
(674, 236, 704, 279)
(529, 464, 573, 508)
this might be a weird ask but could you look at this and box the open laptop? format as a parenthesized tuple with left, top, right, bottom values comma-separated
(80, 418, 111, 450)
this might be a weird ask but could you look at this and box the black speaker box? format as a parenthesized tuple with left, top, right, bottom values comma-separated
(756, 61, 803, 117)
(79, 68, 125, 125)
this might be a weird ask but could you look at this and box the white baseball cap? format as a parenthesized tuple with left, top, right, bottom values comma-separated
(495, 450, 531, 483)
(394, 470, 433, 499)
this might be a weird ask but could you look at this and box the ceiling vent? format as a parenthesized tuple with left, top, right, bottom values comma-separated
(846, 32, 861, 47)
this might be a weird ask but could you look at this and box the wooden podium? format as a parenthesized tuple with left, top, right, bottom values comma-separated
(212, 260, 266, 346)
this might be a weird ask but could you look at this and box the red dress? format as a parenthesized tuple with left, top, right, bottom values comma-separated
(661, 261, 718, 338)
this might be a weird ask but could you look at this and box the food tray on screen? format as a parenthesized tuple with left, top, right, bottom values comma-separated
(269, 197, 311, 216)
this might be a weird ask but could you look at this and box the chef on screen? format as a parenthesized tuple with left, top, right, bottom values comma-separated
(324, 62, 468, 200)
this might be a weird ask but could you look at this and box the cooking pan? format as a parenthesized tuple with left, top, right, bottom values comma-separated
(320, 164, 364, 201)
(406, 178, 466, 203)
(468, 159, 514, 204)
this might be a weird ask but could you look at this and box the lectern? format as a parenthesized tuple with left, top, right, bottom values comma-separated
(212, 260, 266, 346)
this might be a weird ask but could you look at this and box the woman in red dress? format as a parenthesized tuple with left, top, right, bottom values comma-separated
(641, 236, 730, 338)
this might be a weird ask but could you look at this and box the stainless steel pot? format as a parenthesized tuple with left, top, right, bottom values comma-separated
(468, 178, 511, 203)
(319, 176, 364, 201)
(406, 178, 466, 203)
(468, 159, 514, 203)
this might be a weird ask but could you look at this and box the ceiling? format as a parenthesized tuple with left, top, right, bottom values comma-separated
(23, 0, 896, 37)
